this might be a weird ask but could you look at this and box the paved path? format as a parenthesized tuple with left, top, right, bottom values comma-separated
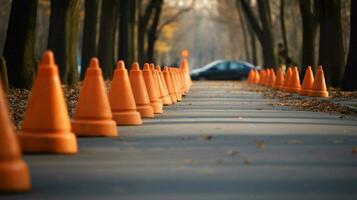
(3, 81, 357, 200)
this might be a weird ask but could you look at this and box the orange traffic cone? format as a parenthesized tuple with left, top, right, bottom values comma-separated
(268, 69, 276, 88)
(142, 63, 163, 114)
(156, 66, 172, 105)
(259, 70, 266, 85)
(264, 69, 271, 86)
(18, 51, 77, 154)
(180, 58, 192, 90)
(273, 68, 284, 90)
(129, 63, 154, 118)
(247, 70, 253, 83)
(149, 64, 163, 106)
(254, 70, 260, 84)
(163, 66, 177, 103)
(248, 70, 255, 83)
(174, 68, 184, 96)
(309, 66, 329, 97)
(282, 67, 292, 91)
(72, 58, 117, 137)
(298, 66, 314, 96)
(177, 69, 188, 96)
(287, 66, 301, 93)
(0, 81, 31, 192)
(109, 61, 142, 125)
(170, 67, 182, 101)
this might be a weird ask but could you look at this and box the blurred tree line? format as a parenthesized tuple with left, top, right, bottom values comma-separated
(0, 0, 191, 89)
(0, 0, 356, 90)
(216, 0, 355, 89)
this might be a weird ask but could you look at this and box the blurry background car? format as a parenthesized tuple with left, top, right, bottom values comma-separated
(190, 60, 256, 80)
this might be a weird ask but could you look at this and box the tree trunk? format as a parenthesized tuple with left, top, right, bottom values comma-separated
(48, 0, 81, 85)
(317, 0, 345, 87)
(239, 0, 277, 68)
(3, 0, 38, 89)
(299, 0, 318, 74)
(138, 0, 160, 65)
(66, 0, 81, 86)
(118, 0, 131, 68)
(130, 0, 139, 64)
(146, 3, 162, 63)
(0, 56, 9, 92)
(80, 0, 100, 80)
(342, 0, 357, 90)
(236, 1, 250, 62)
(280, 0, 288, 54)
(251, 33, 257, 65)
(98, 0, 117, 79)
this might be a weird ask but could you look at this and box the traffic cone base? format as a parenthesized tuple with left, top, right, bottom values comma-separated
(137, 105, 155, 118)
(112, 110, 142, 125)
(71, 58, 118, 137)
(170, 94, 177, 103)
(151, 102, 163, 114)
(309, 90, 329, 97)
(0, 159, 30, 192)
(19, 132, 77, 154)
(287, 86, 301, 93)
(72, 119, 117, 137)
(299, 89, 311, 96)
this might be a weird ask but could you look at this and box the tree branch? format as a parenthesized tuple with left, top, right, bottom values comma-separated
(238, 0, 264, 42)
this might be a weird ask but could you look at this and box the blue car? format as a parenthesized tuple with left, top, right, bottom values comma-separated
(190, 60, 256, 80)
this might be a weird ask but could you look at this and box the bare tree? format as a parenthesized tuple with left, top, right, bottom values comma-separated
(239, 0, 277, 68)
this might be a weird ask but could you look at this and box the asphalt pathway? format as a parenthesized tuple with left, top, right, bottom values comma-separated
(3, 81, 357, 200)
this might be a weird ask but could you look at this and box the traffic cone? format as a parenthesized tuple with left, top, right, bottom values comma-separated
(248, 69, 255, 83)
(18, 51, 77, 154)
(129, 63, 154, 118)
(0, 81, 31, 192)
(309, 66, 329, 97)
(259, 70, 266, 85)
(247, 70, 252, 83)
(174, 68, 184, 96)
(149, 63, 163, 106)
(273, 68, 284, 90)
(163, 66, 177, 103)
(298, 66, 314, 96)
(156, 66, 172, 105)
(142, 63, 163, 114)
(170, 67, 182, 101)
(109, 61, 142, 125)
(71, 58, 117, 137)
(254, 70, 260, 84)
(264, 69, 271, 86)
(180, 58, 192, 90)
(268, 69, 276, 88)
(179, 69, 188, 95)
(287, 66, 301, 93)
(282, 67, 292, 91)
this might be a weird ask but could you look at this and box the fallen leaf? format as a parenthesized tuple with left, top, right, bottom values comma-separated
(243, 157, 252, 164)
(226, 149, 238, 156)
(352, 147, 357, 154)
(200, 135, 213, 140)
